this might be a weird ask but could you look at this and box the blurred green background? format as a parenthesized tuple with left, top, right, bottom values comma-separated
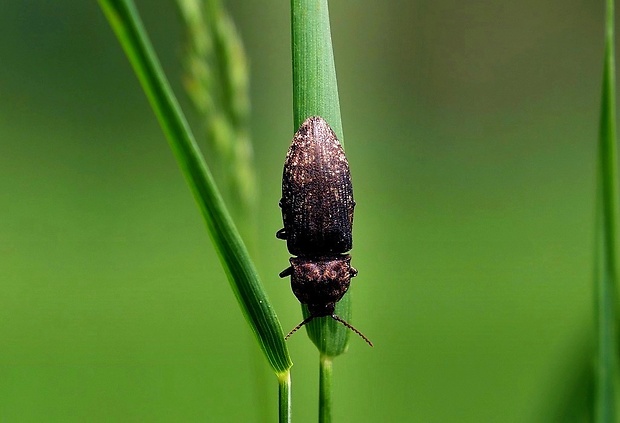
(0, 0, 608, 421)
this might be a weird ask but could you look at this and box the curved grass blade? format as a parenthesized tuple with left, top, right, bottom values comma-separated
(98, 0, 292, 375)
(175, 2, 284, 421)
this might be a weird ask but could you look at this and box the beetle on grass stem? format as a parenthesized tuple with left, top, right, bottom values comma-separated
(277, 116, 372, 347)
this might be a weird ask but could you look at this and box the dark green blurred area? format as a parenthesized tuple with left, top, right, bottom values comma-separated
(0, 1, 607, 421)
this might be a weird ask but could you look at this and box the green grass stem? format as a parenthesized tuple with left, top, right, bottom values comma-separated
(594, 0, 620, 421)
(291, 0, 351, 358)
(319, 355, 333, 423)
(278, 370, 292, 423)
(98, 0, 292, 377)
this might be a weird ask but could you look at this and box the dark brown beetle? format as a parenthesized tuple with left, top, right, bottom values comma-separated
(277, 116, 372, 346)
(276, 116, 354, 256)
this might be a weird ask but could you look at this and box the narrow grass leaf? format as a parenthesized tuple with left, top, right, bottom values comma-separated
(98, 0, 292, 375)
(291, 0, 351, 358)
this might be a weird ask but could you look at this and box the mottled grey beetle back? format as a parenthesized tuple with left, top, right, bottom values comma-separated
(277, 116, 354, 257)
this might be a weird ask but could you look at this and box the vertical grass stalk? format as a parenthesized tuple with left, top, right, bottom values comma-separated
(291, 0, 350, 358)
(291, 0, 350, 420)
(319, 355, 334, 423)
(278, 371, 292, 423)
(594, 0, 619, 421)
(98, 1, 292, 416)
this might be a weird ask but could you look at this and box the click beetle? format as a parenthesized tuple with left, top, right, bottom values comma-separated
(277, 116, 372, 346)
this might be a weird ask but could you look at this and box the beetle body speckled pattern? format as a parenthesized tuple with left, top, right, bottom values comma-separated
(276, 116, 354, 256)
(279, 254, 357, 317)
(277, 116, 372, 346)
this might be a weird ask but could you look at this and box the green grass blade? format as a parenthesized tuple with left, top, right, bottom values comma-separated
(291, 0, 342, 141)
(175, 2, 287, 420)
(595, 0, 620, 420)
(98, 0, 292, 375)
(291, 0, 351, 357)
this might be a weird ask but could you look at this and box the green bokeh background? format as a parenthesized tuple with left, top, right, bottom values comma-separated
(0, 1, 607, 421)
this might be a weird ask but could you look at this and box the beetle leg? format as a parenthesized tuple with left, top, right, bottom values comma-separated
(279, 267, 293, 278)
(350, 267, 358, 278)
(276, 228, 287, 239)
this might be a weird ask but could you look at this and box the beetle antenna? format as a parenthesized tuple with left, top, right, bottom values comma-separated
(331, 315, 374, 347)
(285, 316, 315, 340)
